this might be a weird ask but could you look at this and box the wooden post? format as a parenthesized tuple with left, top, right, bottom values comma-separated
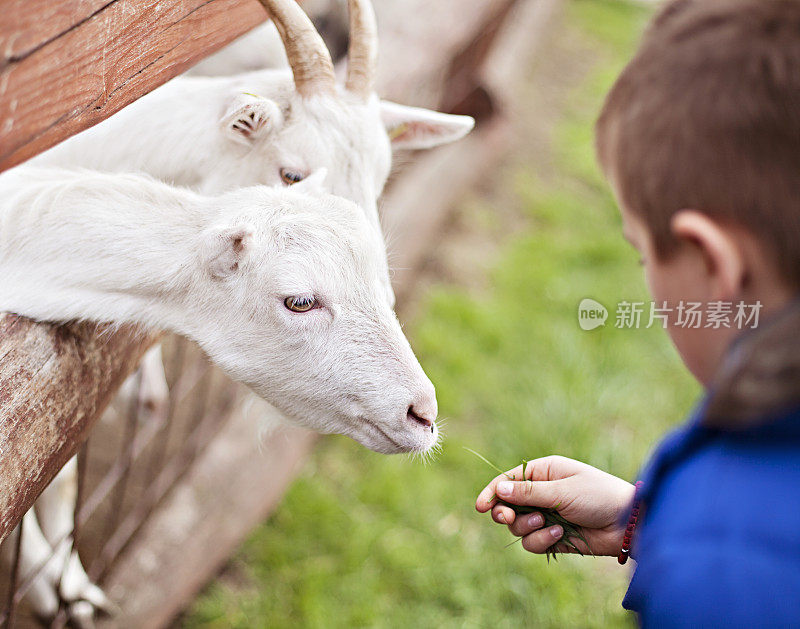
(0, 318, 158, 542)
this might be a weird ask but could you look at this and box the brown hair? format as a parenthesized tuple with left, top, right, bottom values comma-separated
(596, 0, 800, 290)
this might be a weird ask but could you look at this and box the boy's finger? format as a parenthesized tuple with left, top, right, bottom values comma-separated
(521, 525, 564, 554)
(492, 504, 516, 525)
(508, 511, 544, 537)
(495, 479, 562, 508)
(524, 455, 584, 481)
(475, 465, 525, 512)
(475, 482, 497, 511)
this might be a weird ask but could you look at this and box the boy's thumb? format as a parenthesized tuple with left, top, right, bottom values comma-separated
(496, 479, 560, 507)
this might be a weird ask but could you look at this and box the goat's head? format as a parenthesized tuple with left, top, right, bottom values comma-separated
(213, 0, 475, 237)
(192, 179, 438, 454)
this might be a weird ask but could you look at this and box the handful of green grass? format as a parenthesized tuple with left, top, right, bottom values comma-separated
(466, 448, 590, 562)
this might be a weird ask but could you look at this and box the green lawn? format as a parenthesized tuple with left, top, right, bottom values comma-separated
(184, 1, 699, 627)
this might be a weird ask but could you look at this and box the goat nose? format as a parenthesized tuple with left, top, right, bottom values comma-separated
(407, 393, 437, 432)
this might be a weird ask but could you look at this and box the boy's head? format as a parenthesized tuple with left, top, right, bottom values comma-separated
(597, 0, 800, 384)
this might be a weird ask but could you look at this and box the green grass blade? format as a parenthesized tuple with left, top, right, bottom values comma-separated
(463, 447, 514, 478)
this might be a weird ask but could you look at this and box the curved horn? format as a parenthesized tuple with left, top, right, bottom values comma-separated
(255, 0, 337, 97)
(345, 0, 378, 100)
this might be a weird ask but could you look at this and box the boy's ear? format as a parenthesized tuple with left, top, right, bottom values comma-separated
(221, 93, 284, 146)
(379, 100, 475, 150)
(202, 224, 255, 279)
(671, 210, 745, 300)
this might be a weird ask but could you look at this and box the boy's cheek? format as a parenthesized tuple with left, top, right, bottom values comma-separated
(660, 300, 735, 386)
(665, 325, 714, 384)
(643, 254, 707, 306)
(643, 260, 721, 385)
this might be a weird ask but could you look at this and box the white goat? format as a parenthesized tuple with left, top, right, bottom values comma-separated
(13, 0, 470, 621)
(34, 0, 473, 425)
(34, 0, 475, 232)
(0, 167, 439, 451)
(0, 167, 439, 622)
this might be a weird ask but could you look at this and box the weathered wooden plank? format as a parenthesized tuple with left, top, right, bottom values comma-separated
(0, 318, 159, 542)
(99, 403, 317, 629)
(374, 0, 516, 107)
(385, 0, 560, 301)
(0, 0, 112, 61)
(0, 0, 272, 543)
(0, 0, 267, 171)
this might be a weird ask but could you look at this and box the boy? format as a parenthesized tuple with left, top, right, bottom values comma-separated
(476, 0, 800, 625)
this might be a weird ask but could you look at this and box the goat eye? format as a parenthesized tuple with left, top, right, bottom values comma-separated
(280, 168, 305, 185)
(284, 295, 317, 312)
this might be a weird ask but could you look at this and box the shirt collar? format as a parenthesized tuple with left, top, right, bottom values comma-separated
(635, 397, 800, 506)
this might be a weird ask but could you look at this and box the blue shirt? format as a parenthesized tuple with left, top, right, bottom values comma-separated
(623, 402, 800, 627)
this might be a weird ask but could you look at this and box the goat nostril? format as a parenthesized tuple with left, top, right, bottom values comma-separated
(407, 405, 433, 431)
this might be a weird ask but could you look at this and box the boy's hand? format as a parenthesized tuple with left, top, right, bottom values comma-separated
(475, 456, 635, 557)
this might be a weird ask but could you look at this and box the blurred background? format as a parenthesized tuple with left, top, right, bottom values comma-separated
(183, 1, 699, 627)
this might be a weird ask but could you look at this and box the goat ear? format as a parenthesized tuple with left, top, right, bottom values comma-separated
(380, 100, 475, 150)
(221, 93, 283, 146)
(203, 224, 255, 279)
(292, 168, 328, 195)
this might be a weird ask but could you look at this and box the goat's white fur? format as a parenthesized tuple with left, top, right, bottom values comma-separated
(30, 6, 472, 427)
(33, 69, 474, 237)
(0, 167, 440, 620)
(0, 167, 438, 451)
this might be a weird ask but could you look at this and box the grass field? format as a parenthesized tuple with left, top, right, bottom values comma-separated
(184, 1, 700, 627)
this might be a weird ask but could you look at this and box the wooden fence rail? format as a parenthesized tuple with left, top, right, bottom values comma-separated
(0, 321, 156, 544)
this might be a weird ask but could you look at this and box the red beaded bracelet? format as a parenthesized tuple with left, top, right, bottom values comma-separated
(618, 481, 644, 565)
